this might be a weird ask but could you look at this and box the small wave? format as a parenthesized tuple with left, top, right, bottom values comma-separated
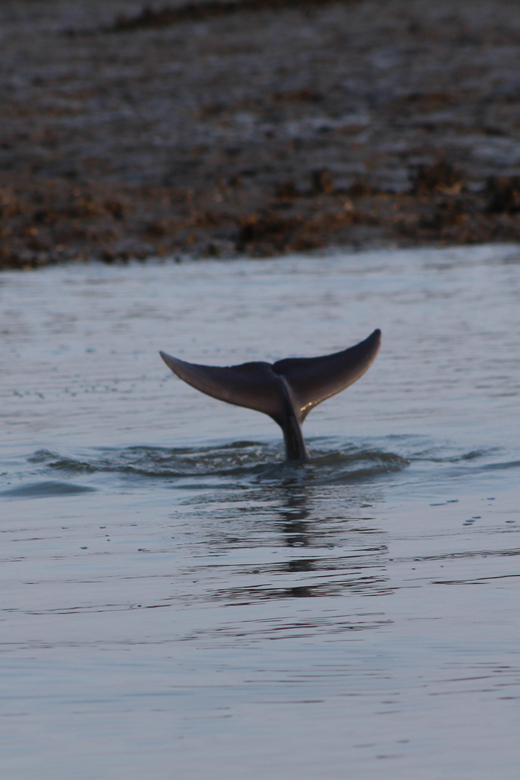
(29, 450, 96, 473)
(397, 441, 519, 481)
(421, 449, 493, 464)
(480, 459, 520, 472)
(22, 437, 508, 494)
(1, 480, 97, 499)
(306, 446, 409, 483)
(29, 444, 284, 481)
(27, 441, 410, 486)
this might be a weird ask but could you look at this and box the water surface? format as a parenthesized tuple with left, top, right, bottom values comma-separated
(1, 245, 520, 778)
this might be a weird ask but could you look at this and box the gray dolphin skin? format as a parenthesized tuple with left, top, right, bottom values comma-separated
(160, 329, 381, 461)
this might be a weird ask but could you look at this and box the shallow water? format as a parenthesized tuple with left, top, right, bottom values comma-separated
(1, 245, 520, 779)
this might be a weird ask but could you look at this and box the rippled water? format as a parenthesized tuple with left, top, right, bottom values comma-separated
(1, 245, 520, 779)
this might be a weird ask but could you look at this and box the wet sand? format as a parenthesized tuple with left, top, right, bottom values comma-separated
(2, 0, 520, 268)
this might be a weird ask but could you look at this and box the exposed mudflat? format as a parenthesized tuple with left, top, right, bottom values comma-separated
(2, 0, 520, 268)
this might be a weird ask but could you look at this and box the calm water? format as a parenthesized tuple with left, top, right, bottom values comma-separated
(1, 245, 520, 779)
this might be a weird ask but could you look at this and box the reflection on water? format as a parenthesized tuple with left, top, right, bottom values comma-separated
(1, 245, 520, 779)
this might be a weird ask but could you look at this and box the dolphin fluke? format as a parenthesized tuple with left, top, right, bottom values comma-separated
(160, 329, 381, 461)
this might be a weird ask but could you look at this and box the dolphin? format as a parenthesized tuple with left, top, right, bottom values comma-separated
(160, 329, 381, 461)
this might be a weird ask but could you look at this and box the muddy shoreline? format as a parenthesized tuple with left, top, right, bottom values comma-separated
(2, 0, 520, 269)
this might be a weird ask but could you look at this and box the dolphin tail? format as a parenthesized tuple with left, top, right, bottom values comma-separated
(158, 352, 284, 417)
(160, 329, 381, 460)
(273, 328, 382, 422)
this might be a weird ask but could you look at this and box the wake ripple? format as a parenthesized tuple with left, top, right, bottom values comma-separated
(27, 440, 410, 486)
(10, 438, 510, 497)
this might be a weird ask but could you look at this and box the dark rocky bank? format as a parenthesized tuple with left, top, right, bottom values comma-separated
(2, 0, 520, 269)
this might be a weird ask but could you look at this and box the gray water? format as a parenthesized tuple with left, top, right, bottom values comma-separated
(1, 245, 520, 779)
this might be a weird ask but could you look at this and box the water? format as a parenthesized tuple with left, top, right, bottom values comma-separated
(1, 245, 520, 779)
